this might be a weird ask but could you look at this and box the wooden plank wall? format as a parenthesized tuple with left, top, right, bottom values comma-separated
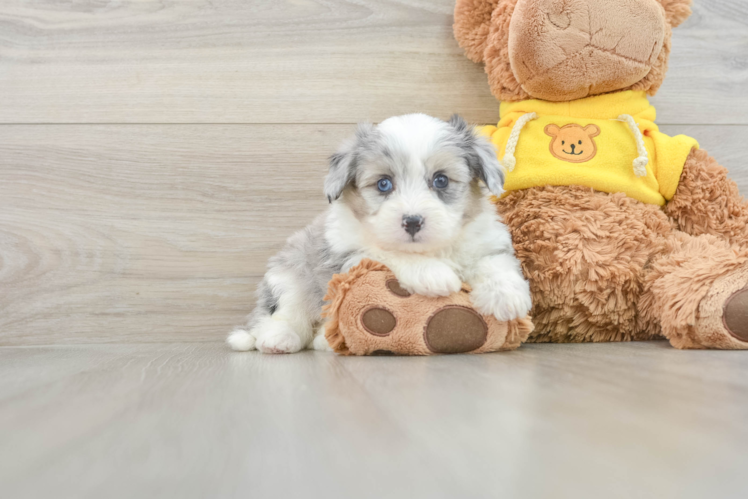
(1, 0, 747, 345)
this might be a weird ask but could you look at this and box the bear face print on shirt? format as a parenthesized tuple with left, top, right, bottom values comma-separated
(544, 123, 601, 163)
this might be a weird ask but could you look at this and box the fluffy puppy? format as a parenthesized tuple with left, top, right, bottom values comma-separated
(228, 114, 531, 354)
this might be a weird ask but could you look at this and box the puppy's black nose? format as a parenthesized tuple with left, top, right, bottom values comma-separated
(402, 215, 424, 237)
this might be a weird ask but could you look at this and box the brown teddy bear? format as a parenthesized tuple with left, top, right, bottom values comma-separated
(453, 0, 748, 348)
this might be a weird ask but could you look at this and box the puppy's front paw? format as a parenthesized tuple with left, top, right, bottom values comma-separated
(253, 319, 304, 354)
(396, 261, 462, 297)
(471, 276, 532, 322)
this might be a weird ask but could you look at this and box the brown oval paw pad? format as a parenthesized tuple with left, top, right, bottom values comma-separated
(361, 307, 397, 336)
(724, 287, 748, 342)
(424, 306, 488, 354)
(386, 279, 412, 297)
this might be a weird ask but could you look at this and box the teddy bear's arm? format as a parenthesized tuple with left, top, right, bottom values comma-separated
(664, 148, 748, 247)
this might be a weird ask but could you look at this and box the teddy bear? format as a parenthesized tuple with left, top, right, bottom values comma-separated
(452, 0, 748, 348)
(323, 259, 533, 355)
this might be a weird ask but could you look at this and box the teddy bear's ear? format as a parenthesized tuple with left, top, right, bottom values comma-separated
(658, 0, 693, 28)
(544, 124, 560, 138)
(454, 0, 500, 63)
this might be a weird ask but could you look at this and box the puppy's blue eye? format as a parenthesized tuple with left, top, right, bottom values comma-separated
(377, 178, 393, 193)
(433, 174, 449, 189)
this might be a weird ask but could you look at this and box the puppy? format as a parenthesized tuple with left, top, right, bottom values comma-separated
(228, 114, 531, 353)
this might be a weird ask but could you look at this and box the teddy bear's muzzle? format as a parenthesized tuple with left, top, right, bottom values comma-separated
(507, 0, 667, 101)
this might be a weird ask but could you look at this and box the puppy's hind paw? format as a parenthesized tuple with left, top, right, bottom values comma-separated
(227, 329, 256, 351)
(312, 333, 334, 352)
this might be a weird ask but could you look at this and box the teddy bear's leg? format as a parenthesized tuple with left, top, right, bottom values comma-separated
(640, 232, 748, 349)
(664, 148, 748, 247)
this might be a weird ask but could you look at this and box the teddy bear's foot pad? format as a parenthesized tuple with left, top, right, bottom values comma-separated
(724, 287, 748, 342)
(680, 263, 748, 349)
(424, 306, 487, 354)
(324, 259, 533, 355)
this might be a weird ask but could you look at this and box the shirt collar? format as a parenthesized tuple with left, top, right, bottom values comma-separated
(499, 90, 655, 121)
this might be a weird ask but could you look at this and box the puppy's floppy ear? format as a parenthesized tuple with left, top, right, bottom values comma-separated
(448, 114, 504, 196)
(324, 123, 375, 202)
(658, 0, 693, 28)
(453, 0, 500, 63)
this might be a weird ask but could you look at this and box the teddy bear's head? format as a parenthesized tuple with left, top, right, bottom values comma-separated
(454, 0, 692, 102)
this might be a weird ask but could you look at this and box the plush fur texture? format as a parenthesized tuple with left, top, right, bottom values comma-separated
(454, 0, 681, 102)
(660, 0, 694, 27)
(229, 113, 531, 354)
(454, 0, 500, 63)
(496, 149, 748, 347)
(664, 148, 748, 246)
(322, 259, 533, 355)
(482, 0, 529, 102)
(496, 184, 673, 343)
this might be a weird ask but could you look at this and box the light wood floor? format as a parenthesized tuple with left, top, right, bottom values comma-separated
(2, 341, 748, 498)
(1, 0, 748, 497)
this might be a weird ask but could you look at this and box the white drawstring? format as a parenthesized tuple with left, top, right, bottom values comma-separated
(502, 112, 537, 172)
(618, 114, 649, 177)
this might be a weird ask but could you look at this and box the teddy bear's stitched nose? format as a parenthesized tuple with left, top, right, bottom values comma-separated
(547, 4, 571, 30)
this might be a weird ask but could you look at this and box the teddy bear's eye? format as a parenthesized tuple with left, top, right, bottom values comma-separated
(579, 140, 582, 145)
(561, 140, 565, 145)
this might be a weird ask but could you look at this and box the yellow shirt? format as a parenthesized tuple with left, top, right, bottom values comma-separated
(479, 91, 699, 205)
